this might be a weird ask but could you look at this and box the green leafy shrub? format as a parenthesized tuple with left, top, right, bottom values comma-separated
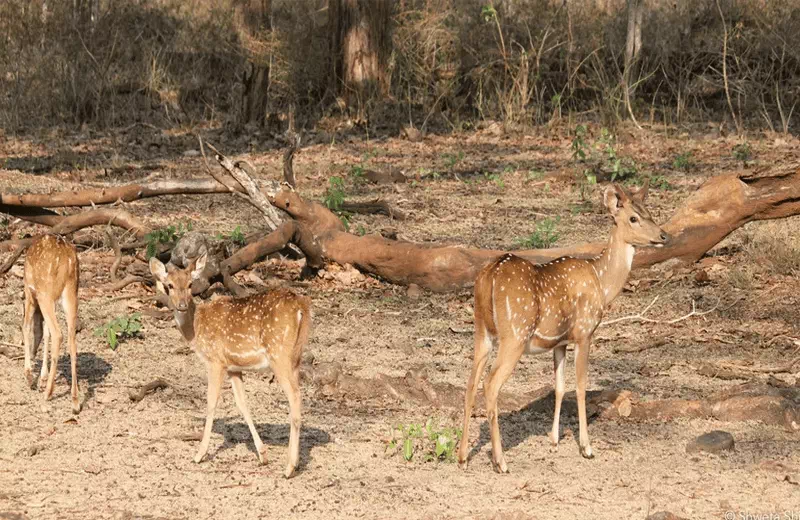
(515, 217, 561, 249)
(145, 222, 192, 259)
(94, 313, 142, 350)
(386, 418, 462, 463)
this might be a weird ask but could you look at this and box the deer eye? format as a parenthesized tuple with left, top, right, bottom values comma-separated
(629, 216, 638, 223)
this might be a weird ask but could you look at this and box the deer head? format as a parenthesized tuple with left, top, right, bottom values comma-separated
(603, 180, 670, 247)
(149, 253, 207, 313)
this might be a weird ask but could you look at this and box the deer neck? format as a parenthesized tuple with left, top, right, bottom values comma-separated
(591, 225, 635, 306)
(173, 300, 197, 343)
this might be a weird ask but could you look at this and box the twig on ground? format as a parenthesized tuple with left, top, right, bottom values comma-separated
(0, 246, 25, 275)
(106, 228, 122, 282)
(601, 296, 720, 327)
(128, 378, 170, 402)
(717, 357, 800, 374)
(613, 338, 669, 354)
(103, 275, 147, 292)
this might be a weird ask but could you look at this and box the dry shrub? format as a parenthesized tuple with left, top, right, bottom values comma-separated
(1, 0, 799, 133)
(742, 220, 800, 276)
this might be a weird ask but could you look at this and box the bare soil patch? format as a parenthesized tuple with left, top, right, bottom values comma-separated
(1, 126, 799, 519)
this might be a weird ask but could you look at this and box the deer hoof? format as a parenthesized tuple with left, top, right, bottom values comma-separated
(284, 464, 296, 479)
(257, 447, 268, 465)
(492, 459, 509, 474)
(580, 445, 594, 459)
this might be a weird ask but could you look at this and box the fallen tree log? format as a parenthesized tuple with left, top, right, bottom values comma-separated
(5, 149, 800, 292)
(0, 179, 235, 208)
(259, 161, 800, 291)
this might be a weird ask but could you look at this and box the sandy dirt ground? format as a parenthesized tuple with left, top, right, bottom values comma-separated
(0, 125, 799, 520)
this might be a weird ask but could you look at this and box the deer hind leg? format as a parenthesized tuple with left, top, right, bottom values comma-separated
(39, 297, 62, 403)
(195, 362, 225, 463)
(575, 338, 594, 459)
(229, 372, 267, 465)
(38, 325, 50, 391)
(62, 285, 80, 414)
(483, 335, 525, 473)
(274, 361, 302, 479)
(549, 343, 567, 449)
(457, 325, 492, 468)
(22, 288, 38, 389)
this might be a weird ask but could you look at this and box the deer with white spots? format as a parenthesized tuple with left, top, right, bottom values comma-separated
(22, 234, 81, 413)
(150, 253, 311, 478)
(458, 182, 669, 473)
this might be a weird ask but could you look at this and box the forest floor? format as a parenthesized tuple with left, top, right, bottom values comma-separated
(0, 123, 799, 520)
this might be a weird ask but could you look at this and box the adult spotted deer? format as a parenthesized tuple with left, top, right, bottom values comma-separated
(458, 182, 669, 473)
(22, 234, 81, 413)
(150, 253, 311, 478)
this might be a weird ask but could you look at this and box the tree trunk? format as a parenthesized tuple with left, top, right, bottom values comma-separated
(329, 0, 393, 106)
(623, 0, 644, 125)
(237, 0, 272, 126)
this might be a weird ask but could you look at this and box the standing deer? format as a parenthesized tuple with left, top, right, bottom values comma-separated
(458, 182, 669, 472)
(149, 253, 310, 478)
(22, 234, 81, 413)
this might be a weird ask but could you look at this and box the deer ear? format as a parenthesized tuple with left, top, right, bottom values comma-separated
(603, 184, 628, 216)
(190, 253, 208, 281)
(149, 257, 168, 283)
(631, 178, 650, 202)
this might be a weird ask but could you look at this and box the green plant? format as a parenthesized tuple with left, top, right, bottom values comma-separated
(94, 313, 142, 350)
(356, 225, 367, 236)
(442, 151, 464, 170)
(526, 169, 544, 182)
(216, 225, 247, 246)
(733, 142, 753, 162)
(338, 212, 352, 231)
(386, 418, 462, 463)
(480, 4, 497, 22)
(571, 124, 589, 162)
(145, 222, 192, 259)
(483, 171, 505, 188)
(649, 174, 674, 191)
(324, 176, 346, 211)
(349, 164, 366, 183)
(672, 151, 693, 171)
(515, 217, 561, 249)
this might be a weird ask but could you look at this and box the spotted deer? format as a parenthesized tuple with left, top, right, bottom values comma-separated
(458, 182, 669, 472)
(149, 253, 310, 478)
(22, 234, 81, 413)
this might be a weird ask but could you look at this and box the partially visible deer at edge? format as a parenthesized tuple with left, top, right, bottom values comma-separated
(150, 252, 311, 478)
(458, 181, 670, 473)
(22, 234, 81, 414)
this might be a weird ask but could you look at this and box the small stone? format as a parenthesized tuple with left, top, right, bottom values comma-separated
(686, 430, 735, 454)
(182, 149, 200, 157)
(401, 125, 423, 142)
(617, 398, 632, 418)
(407, 284, 422, 300)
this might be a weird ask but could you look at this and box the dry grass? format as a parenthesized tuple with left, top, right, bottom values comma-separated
(1, 0, 799, 134)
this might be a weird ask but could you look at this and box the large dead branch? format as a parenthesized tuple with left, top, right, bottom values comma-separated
(261, 162, 800, 291)
(0, 179, 236, 208)
(6, 153, 800, 292)
(205, 141, 283, 230)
